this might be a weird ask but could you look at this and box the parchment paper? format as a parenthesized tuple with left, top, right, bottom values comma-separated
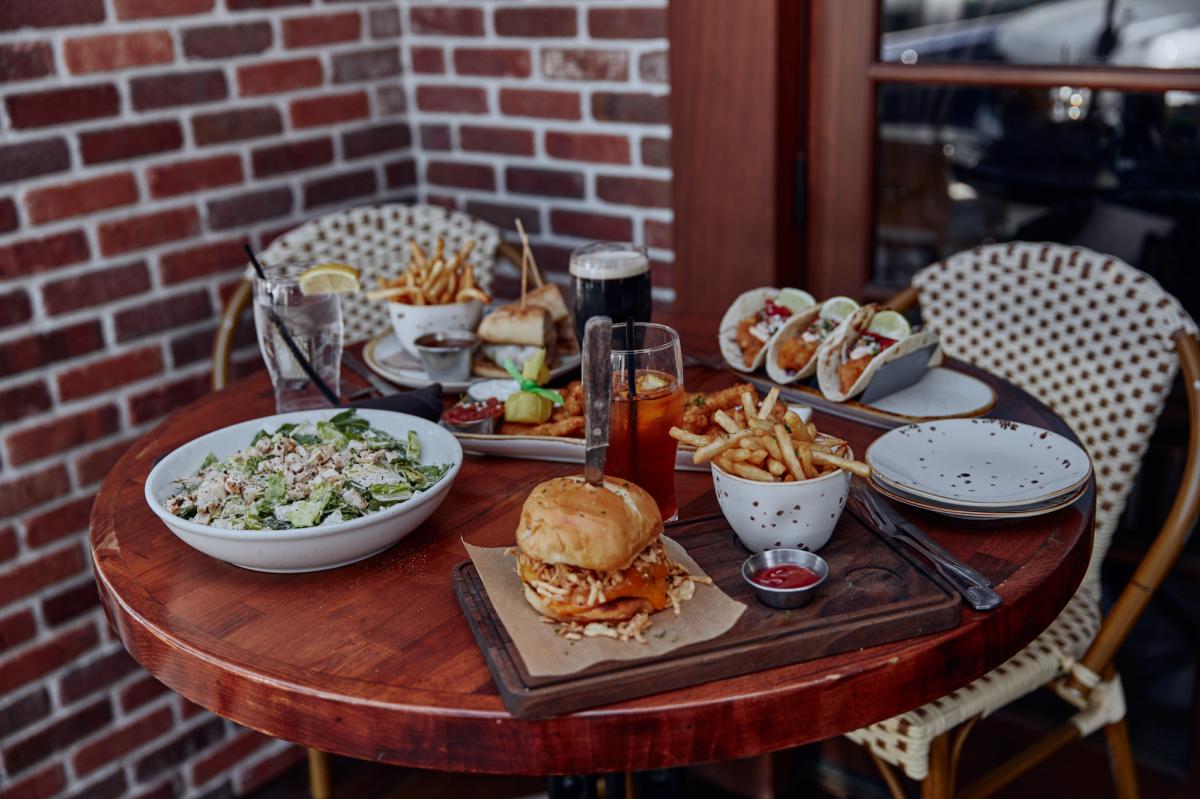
(464, 537, 746, 677)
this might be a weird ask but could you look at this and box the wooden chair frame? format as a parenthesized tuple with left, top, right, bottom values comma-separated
(870, 285, 1200, 799)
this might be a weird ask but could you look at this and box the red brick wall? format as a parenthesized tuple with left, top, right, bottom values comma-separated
(0, 2, 671, 797)
(400, 0, 673, 295)
(0, 1, 412, 797)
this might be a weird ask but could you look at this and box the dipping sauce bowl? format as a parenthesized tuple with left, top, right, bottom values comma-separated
(414, 330, 477, 382)
(741, 549, 829, 609)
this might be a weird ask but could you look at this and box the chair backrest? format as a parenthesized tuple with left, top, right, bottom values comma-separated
(260, 203, 502, 344)
(912, 242, 1197, 589)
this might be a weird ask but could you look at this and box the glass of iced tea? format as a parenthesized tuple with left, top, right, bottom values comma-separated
(608, 323, 685, 520)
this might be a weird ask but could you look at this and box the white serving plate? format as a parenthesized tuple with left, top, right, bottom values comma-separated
(363, 328, 581, 393)
(453, 404, 813, 473)
(144, 409, 463, 573)
(764, 366, 996, 425)
(869, 477, 1087, 520)
(866, 418, 1092, 509)
(864, 367, 997, 419)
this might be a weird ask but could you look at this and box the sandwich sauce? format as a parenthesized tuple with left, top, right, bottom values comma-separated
(751, 564, 821, 589)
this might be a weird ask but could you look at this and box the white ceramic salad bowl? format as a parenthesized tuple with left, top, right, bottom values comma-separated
(144, 409, 463, 573)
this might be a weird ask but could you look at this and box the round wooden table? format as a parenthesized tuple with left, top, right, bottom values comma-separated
(89, 315, 1094, 775)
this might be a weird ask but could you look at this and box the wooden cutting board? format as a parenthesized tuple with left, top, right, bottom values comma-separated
(453, 513, 961, 719)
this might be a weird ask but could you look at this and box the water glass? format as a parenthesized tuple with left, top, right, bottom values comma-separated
(607, 323, 685, 521)
(253, 262, 343, 412)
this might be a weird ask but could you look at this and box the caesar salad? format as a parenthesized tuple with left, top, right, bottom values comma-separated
(164, 409, 451, 530)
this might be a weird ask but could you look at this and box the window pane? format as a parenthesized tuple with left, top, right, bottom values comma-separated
(880, 0, 1200, 69)
(872, 83, 1200, 321)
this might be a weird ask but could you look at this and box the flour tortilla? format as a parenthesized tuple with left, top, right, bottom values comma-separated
(765, 301, 858, 385)
(816, 304, 942, 401)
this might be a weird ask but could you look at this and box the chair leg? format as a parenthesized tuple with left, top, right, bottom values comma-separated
(307, 748, 332, 799)
(1104, 718, 1140, 799)
(866, 749, 908, 799)
(922, 733, 954, 799)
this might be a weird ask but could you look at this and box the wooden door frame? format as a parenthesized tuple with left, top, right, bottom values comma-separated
(667, 0, 805, 315)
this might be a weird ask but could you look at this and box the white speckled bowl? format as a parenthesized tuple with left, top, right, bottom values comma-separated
(712, 449, 852, 553)
(388, 299, 484, 357)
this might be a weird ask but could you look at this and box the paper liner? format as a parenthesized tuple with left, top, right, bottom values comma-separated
(464, 537, 746, 677)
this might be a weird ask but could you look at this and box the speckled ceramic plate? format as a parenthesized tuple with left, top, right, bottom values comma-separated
(868, 473, 1087, 520)
(865, 418, 1092, 508)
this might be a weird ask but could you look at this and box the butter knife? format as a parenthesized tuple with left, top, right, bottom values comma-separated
(343, 351, 399, 397)
(582, 316, 613, 486)
(847, 481, 1002, 611)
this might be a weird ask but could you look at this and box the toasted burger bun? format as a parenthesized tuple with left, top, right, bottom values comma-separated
(517, 475, 662, 572)
(477, 304, 555, 347)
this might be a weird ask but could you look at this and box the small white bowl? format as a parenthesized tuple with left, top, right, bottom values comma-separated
(712, 451, 852, 554)
(144, 409, 463, 573)
(388, 300, 484, 357)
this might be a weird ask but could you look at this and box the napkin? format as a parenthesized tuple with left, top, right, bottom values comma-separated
(347, 383, 443, 420)
(464, 537, 746, 677)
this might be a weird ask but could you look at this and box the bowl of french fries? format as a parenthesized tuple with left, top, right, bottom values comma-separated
(367, 237, 493, 357)
(670, 386, 870, 554)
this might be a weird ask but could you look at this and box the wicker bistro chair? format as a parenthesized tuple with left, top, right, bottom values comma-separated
(211, 203, 528, 390)
(845, 242, 1200, 799)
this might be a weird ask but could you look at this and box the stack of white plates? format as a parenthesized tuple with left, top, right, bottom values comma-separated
(865, 418, 1092, 520)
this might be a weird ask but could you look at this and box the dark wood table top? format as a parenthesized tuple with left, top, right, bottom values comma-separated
(89, 310, 1094, 775)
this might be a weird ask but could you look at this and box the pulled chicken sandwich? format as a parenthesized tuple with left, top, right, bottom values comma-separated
(512, 475, 707, 642)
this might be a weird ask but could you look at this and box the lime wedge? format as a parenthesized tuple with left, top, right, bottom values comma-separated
(867, 309, 911, 340)
(776, 288, 816, 313)
(298, 262, 361, 295)
(819, 296, 859, 322)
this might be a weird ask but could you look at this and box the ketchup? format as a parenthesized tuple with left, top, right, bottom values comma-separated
(442, 397, 504, 425)
(752, 564, 820, 589)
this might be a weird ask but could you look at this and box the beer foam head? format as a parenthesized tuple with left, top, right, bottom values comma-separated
(569, 243, 649, 280)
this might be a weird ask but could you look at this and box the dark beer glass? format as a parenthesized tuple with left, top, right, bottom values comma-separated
(569, 242, 652, 342)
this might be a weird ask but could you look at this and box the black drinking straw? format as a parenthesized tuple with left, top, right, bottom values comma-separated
(625, 317, 638, 468)
(244, 244, 340, 406)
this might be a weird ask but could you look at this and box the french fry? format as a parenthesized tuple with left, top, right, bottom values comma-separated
(732, 462, 774, 481)
(767, 459, 787, 476)
(807, 422, 818, 440)
(727, 448, 752, 462)
(773, 424, 805, 480)
(757, 386, 780, 420)
(714, 454, 734, 474)
(761, 435, 783, 462)
(812, 450, 871, 478)
(784, 411, 809, 441)
(455, 287, 490, 303)
(741, 390, 757, 420)
(747, 449, 768, 466)
(408, 240, 427, 270)
(669, 427, 711, 448)
(712, 409, 742, 435)
(365, 286, 413, 301)
(795, 440, 818, 479)
(693, 428, 754, 464)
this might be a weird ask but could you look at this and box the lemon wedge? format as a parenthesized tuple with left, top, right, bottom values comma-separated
(776, 288, 816, 313)
(819, 296, 859, 322)
(867, 309, 911, 340)
(298, 262, 361, 295)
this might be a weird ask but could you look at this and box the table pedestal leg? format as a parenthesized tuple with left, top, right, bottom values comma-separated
(307, 748, 332, 799)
